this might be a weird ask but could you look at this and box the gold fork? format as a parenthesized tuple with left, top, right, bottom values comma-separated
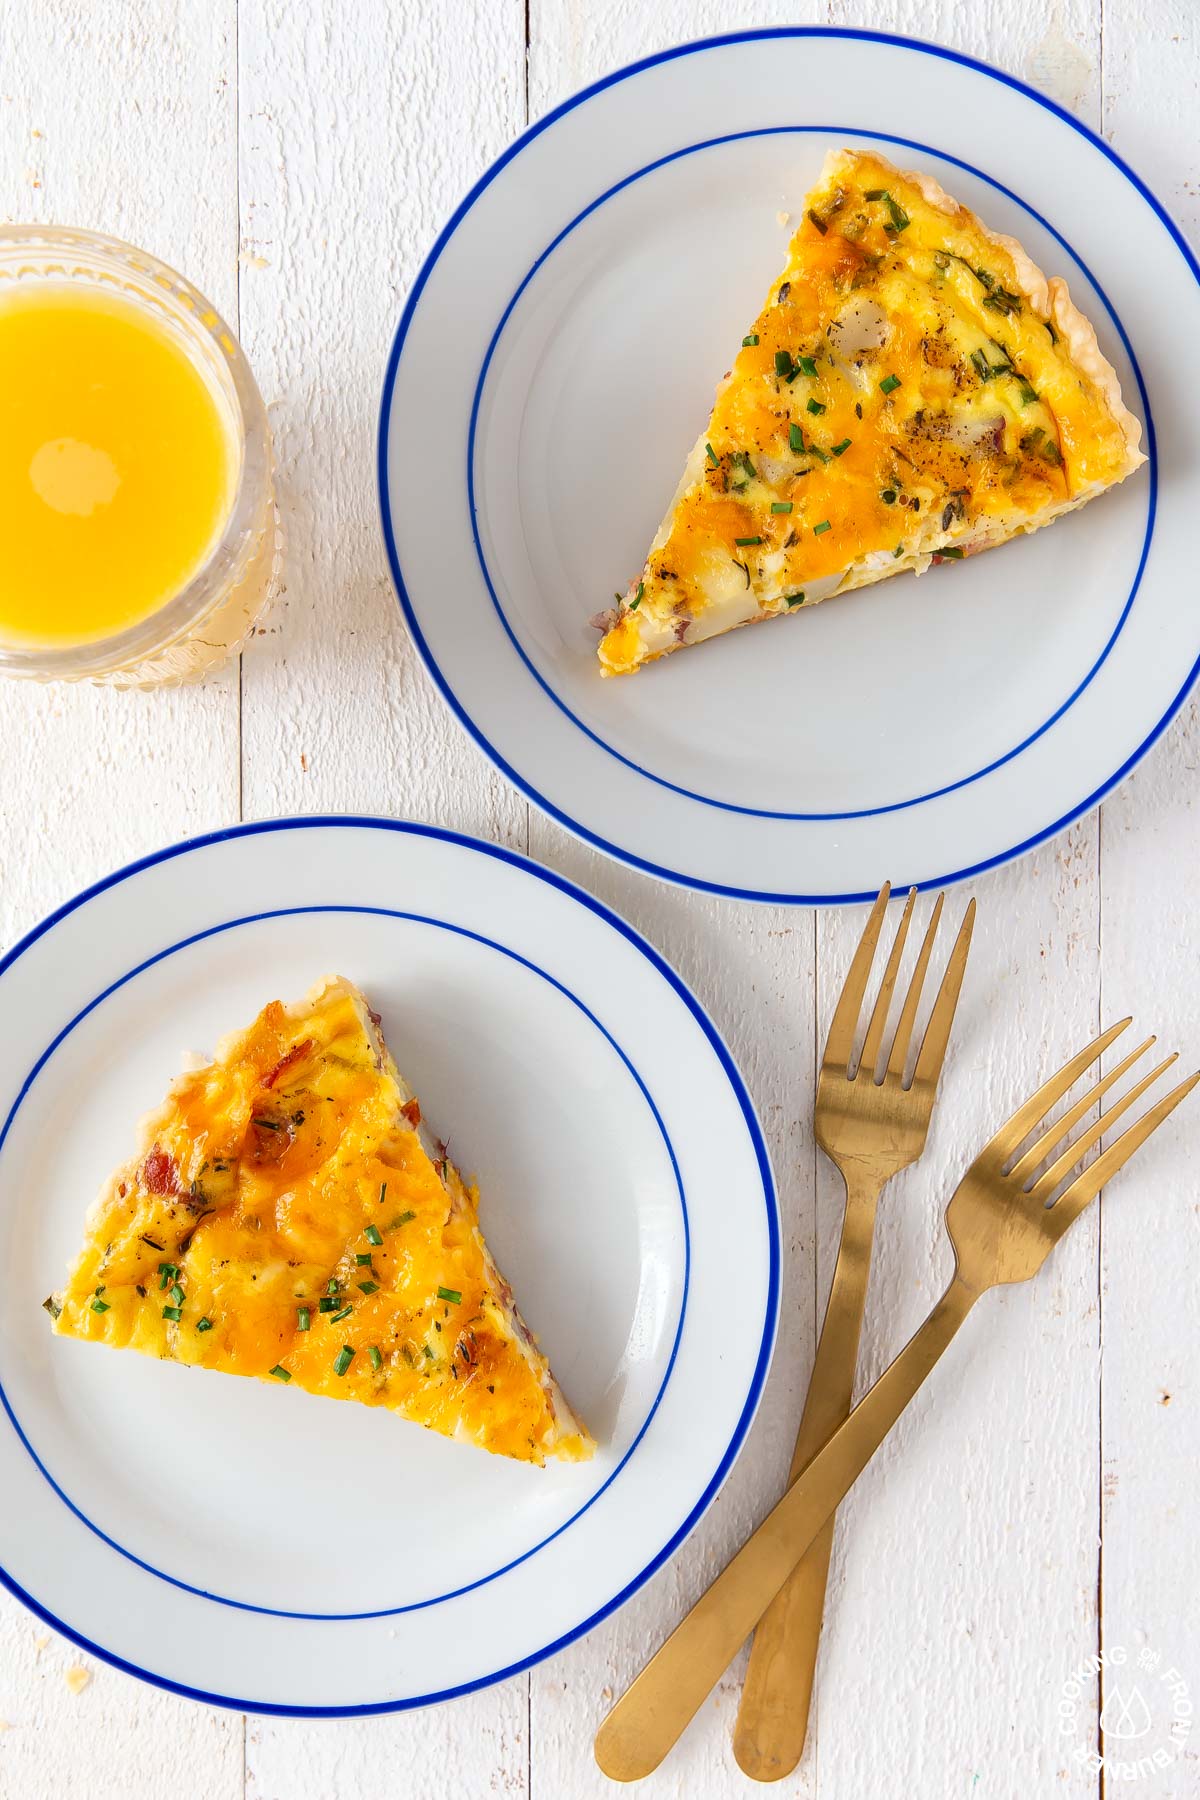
(595, 1020, 1198, 1781)
(733, 883, 975, 1782)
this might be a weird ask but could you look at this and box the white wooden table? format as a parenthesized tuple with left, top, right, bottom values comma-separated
(2, 4, 1197, 1796)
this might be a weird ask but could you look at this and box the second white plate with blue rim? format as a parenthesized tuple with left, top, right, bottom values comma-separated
(379, 27, 1199, 903)
(0, 818, 777, 1713)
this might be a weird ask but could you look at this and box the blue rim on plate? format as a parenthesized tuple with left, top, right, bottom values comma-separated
(378, 26, 1200, 905)
(0, 815, 779, 1715)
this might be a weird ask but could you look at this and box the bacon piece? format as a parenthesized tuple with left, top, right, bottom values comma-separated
(142, 1147, 180, 1196)
(247, 1112, 294, 1164)
(400, 1097, 421, 1127)
(261, 1038, 314, 1089)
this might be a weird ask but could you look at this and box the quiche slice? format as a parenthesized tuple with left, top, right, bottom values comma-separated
(46, 976, 593, 1466)
(595, 147, 1145, 675)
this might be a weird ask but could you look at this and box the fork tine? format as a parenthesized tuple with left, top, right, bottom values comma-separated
(822, 883, 891, 1070)
(885, 892, 944, 1081)
(1044, 1068, 1200, 1239)
(1032, 1053, 1179, 1204)
(1008, 1037, 1156, 1185)
(911, 898, 977, 1089)
(859, 888, 916, 1076)
(987, 1019, 1132, 1159)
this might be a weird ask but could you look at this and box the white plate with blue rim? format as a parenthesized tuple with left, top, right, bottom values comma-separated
(379, 27, 1199, 904)
(0, 817, 777, 1714)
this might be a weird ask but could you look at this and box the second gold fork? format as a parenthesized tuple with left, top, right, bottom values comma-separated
(733, 882, 975, 1782)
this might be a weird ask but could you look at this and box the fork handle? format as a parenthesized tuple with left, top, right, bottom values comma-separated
(733, 1165, 882, 1780)
(594, 1276, 979, 1783)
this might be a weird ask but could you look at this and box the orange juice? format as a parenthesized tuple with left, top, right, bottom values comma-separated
(0, 282, 238, 648)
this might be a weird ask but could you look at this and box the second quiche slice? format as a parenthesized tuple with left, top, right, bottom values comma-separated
(595, 147, 1145, 675)
(46, 976, 593, 1466)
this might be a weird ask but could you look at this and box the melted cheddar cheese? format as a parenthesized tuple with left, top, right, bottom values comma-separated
(597, 147, 1144, 675)
(48, 977, 593, 1466)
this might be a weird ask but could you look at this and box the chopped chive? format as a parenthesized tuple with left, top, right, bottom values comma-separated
(806, 398, 826, 416)
(879, 374, 901, 395)
(327, 1278, 340, 1295)
(355, 1252, 373, 1266)
(1019, 426, 1062, 465)
(297, 1307, 311, 1331)
(938, 546, 965, 559)
(705, 442, 718, 466)
(90, 1297, 110, 1313)
(367, 1345, 383, 1371)
(269, 1364, 291, 1382)
(785, 592, 806, 607)
(798, 355, 818, 377)
(358, 1280, 379, 1296)
(738, 452, 757, 481)
(386, 1210, 417, 1232)
(831, 438, 852, 457)
(437, 1285, 463, 1305)
(970, 347, 992, 381)
(742, 333, 759, 347)
(158, 1261, 178, 1285)
(808, 443, 830, 464)
(893, 544, 904, 557)
(168, 1282, 185, 1307)
(865, 189, 910, 234)
(813, 520, 832, 536)
(734, 536, 762, 546)
(423, 1343, 435, 1361)
(334, 1346, 355, 1377)
(629, 579, 644, 611)
(318, 1296, 340, 1313)
(789, 422, 805, 454)
(773, 349, 794, 379)
(329, 1304, 353, 1324)
(771, 501, 793, 514)
(807, 208, 827, 235)
(1017, 380, 1039, 406)
(365, 1224, 383, 1247)
(880, 488, 897, 504)
(196, 1317, 213, 1333)
(162, 1305, 182, 1322)
(983, 286, 1022, 317)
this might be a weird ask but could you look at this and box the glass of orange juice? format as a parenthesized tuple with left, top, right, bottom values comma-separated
(0, 225, 281, 685)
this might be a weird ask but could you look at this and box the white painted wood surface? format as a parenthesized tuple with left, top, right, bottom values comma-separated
(1, 4, 1197, 1797)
